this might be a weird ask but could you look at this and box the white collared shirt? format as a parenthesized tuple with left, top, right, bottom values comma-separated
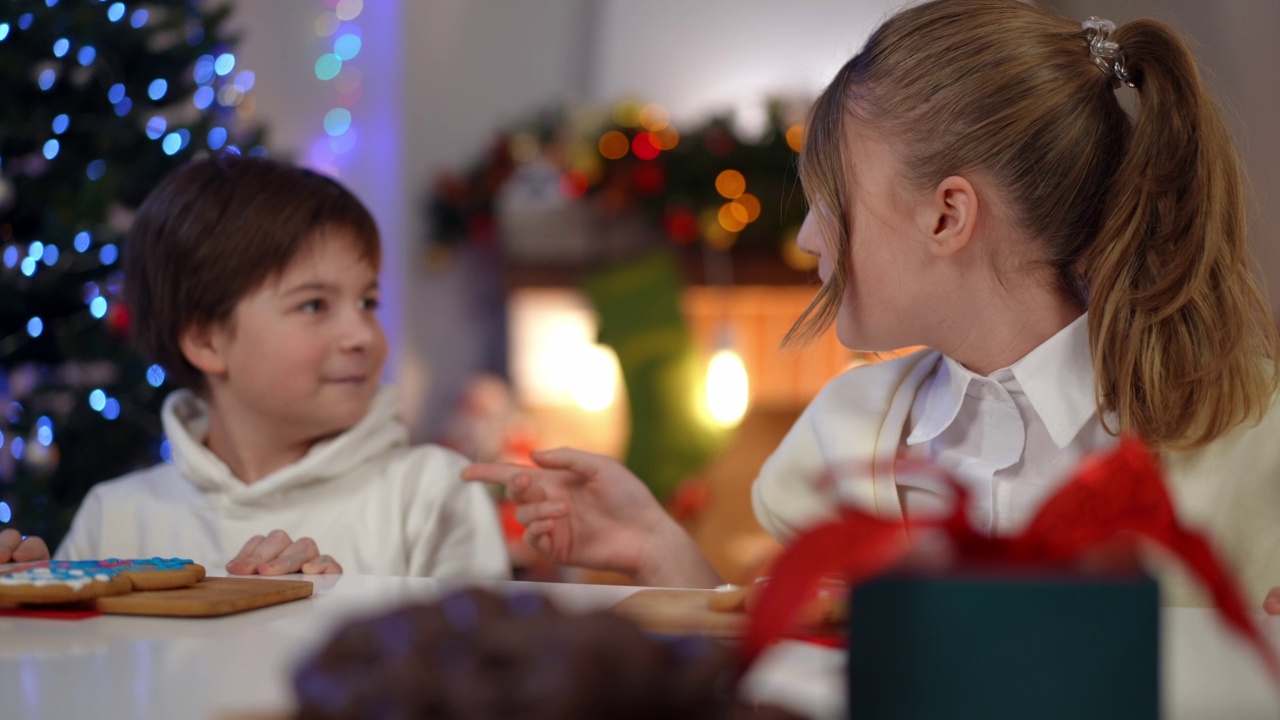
(900, 314, 1118, 535)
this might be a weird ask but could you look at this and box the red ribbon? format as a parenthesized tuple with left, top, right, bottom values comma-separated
(743, 437, 1280, 683)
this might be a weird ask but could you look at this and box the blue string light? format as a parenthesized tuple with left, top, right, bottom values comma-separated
(20, 257, 37, 276)
(160, 439, 173, 463)
(36, 417, 53, 447)
(145, 116, 167, 139)
(130, 8, 148, 28)
(107, 3, 125, 22)
(90, 296, 108, 319)
(146, 364, 166, 387)
(2, 246, 17, 268)
(99, 243, 119, 265)
(207, 126, 228, 150)
(10, 437, 25, 461)
(233, 71, 256, 92)
(86, 159, 106, 181)
(42, 139, 59, 160)
(0, 501, 10, 524)
(0, 23, 9, 42)
(333, 33, 361, 61)
(28, 241, 44, 261)
(214, 53, 235, 76)
(193, 86, 214, 110)
(324, 108, 352, 136)
(77, 45, 96, 65)
(52, 114, 70, 134)
(74, 232, 92, 253)
(18, 14, 33, 30)
(43, 245, 60, 266)
(89, 389, 107, 412)
(53, 38, 70, 58)
(147, 78, 167, 100)
(113, 97, 133, 116)
(162, 133, 182, 155)
(38, 69, 56, 91)
(315, 54, 342, 81)
(193, 55, 215, 84)
(27, 317, 44, 338)
(102, 398, 121, 421)
(108, 83, 126, 103)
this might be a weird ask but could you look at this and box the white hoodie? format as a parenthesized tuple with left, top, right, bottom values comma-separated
(55, 387, 510, 579)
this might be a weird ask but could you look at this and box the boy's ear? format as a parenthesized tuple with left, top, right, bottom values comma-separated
(178, 322, 229, 377)
(917, 175, 978, 258)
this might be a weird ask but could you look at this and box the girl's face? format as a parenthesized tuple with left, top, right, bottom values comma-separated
(797, 128, 935, 351)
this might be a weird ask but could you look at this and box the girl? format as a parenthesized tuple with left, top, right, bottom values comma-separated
(464, 0, 1280, 608)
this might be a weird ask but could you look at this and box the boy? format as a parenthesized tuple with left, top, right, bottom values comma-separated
(49, 153, 509, 579)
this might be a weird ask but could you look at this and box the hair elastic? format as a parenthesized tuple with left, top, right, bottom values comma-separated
(1082, 16, 1134, 88)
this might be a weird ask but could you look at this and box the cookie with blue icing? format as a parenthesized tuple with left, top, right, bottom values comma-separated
(0, 557, 205, 604)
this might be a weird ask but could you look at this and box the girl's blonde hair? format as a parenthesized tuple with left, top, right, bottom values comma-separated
(787, 0, 1278, 449)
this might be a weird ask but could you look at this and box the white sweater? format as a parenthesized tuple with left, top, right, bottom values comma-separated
(55, 387, 510, 580)
(753, 350, 1280, 607)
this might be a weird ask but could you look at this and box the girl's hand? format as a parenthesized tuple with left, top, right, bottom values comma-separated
(0, 528, 50, 564)
(226, 530, 342, 576)
(463, 447, 720, 587)
(1264, 587, 1280, 615)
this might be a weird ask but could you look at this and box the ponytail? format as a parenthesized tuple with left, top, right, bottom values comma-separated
(1086, 19, 1279, 449)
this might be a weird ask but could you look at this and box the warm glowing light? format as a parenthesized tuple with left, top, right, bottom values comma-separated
(612, 99, 642, 128)
(570, 146, 604, 184)
(706, 349, 749, 427)
(701, 208, 738, 250)
(786, 124, 805, 152)
(655, 125, 680, 150)
(781, 228, 819, 271)
(335, 0, 363, 21)
(639, 104, 670, 131)
(718, 202, 749, 232)
(599, 130, 630, 160)
(572, 344, 620, 412)
(737, 193, 761, 223)
(715, 170, 746, 199)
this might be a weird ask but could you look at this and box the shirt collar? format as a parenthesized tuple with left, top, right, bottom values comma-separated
(906, 313, 1095, 449)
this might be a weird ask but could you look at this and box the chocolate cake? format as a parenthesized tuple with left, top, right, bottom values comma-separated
(293, 588, 802, 719)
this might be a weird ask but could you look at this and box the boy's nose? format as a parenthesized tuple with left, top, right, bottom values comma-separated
(338, 311, 380, 350)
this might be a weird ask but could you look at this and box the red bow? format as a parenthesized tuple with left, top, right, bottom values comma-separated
(743, 437, 1280, 683)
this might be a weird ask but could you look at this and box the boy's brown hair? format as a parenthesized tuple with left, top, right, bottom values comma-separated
(125, 153, 381, 394)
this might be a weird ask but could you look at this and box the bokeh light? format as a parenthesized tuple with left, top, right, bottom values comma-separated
(715, 170, 746, 199)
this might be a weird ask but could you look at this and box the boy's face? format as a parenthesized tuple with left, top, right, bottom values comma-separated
(198, 227, 386, 443)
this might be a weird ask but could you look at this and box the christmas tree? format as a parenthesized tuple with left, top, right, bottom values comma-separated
(0, 0, 265, 549)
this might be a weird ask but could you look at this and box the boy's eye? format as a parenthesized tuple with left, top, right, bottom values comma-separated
(361, 297, 380, 311)
(299, 299, 326, 313)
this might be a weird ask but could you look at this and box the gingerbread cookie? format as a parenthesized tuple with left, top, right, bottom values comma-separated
(0, 558, 205, 605)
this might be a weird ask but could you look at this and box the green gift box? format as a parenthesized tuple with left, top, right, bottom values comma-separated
(846, 566, 1159, 719)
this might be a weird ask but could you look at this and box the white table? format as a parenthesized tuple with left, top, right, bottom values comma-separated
(1, 573, 1278, 719)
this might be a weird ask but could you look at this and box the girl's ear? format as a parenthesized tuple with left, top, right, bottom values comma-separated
(178, 322, 229, 377)
(918, 175, 979, 258)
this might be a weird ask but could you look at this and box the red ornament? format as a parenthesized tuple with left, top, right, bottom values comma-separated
(662, 208, 700, 244)
(632, 163, 666, 196)
(106, 302, 131, 336)
(559, 169, 590, 199)
(631, 132, 661, 161)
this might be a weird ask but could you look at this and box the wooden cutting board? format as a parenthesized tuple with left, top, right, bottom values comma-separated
(93, 577, 314, 617)
(610, 588, 746, 638)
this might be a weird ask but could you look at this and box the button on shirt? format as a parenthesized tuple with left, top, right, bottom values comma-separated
(899, 314, 1118, 535)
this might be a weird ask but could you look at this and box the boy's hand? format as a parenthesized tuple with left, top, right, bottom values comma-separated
(0, 528, 51, 563)
(226, 530, 342, 576)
